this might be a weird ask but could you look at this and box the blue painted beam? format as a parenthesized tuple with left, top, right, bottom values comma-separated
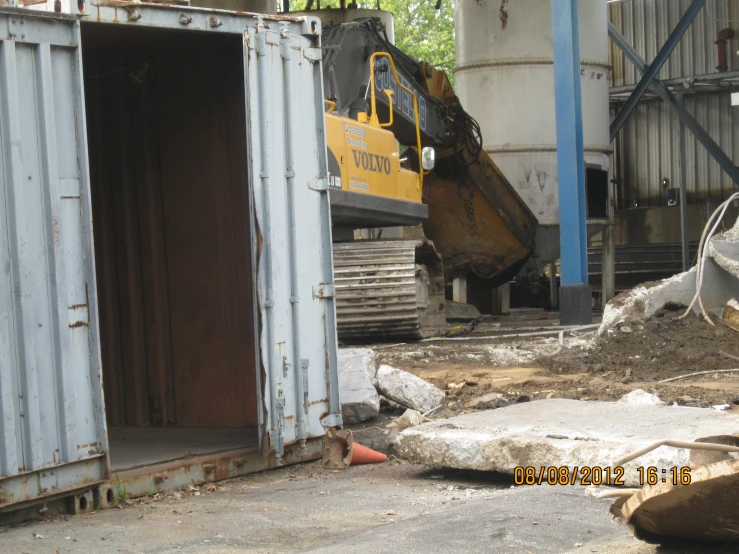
(552, 0, 587, 287)
(609, 0, 706, 141)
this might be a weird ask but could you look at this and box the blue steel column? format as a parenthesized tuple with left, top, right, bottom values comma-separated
(552, 0, 592, 324)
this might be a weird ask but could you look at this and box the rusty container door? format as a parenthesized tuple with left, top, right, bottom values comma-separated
(244, 21, 342, 459)
(0, 10, 108, 510)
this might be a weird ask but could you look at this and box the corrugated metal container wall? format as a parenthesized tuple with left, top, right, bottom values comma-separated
(242, 18, 343, 452)
(0, 4, 340, 510)
(0, 12, 108, 507)
(609, 0, 739, 207)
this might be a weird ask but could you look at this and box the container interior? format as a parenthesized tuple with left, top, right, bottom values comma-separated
(81, 24, 260, 471)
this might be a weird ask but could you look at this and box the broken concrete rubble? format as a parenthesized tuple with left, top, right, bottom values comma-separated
(394, 399, 739, 486)
(599, 216, 739, 334)
(338, 348, 380, 424)
(338, 348, 378, 387)
(618, 389, 664, 406)
(465, 392, 505, 409)
(376, 364, 445, 413)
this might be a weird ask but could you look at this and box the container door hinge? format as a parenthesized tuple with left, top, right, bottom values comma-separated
(313, 284, 335, 299)
(280, 36, 292, 60)
(255, 31, 267, 56)
(308, 178, 329, 192)
(303, 48, 322, 63)
(275, 397, 286, 453)
(282, 356, 290, 378)
(321, 413, 343, 428)
(301, 359, 310, 415)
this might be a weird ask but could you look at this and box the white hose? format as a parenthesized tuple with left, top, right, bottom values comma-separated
(679, 192, 739, 323)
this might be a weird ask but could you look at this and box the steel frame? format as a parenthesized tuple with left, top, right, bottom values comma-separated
(609, 0, 706, 141)
(608, 22, 739, 186)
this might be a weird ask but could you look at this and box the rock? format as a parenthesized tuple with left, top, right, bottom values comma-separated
(732, 397, 739, 406)
(676, 395, 696, 406)
(620, 325, 633, 334)
(376, 365, 445, 413)
(599, 218, 739, 335)
(338, 350, 380, 424)
(394, 399, 739, 486)
(515, 395, 531, 404)
(338, 348, 378, 387)
(619, 389, 664, 406)
(380, 396, 405, 411)
(713, 404, 731, 411)
(466, 392, 504, 409)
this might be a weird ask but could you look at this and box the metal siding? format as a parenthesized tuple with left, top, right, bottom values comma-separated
(611, 0, 739, 206)
(0, 11, 107, 507)
(610, 0, 739, 85)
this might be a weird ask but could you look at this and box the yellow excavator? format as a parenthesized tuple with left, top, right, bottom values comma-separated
(321, 18, 538, 340)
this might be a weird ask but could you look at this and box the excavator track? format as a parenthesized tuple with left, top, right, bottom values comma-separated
(333, 240, 445, 341)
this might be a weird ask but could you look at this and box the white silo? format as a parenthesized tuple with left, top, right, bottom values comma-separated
(455, 0, 610, 267)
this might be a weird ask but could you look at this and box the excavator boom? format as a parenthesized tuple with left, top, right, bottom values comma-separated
(322, 18, 538, 284)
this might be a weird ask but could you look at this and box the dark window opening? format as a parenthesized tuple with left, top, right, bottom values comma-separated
(586, 167, 609, 220)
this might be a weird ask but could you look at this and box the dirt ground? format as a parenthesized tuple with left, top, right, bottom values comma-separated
(373, 313, 739, 415)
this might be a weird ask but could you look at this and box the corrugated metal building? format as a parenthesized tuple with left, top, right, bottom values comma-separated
(609, 0, 739, 210)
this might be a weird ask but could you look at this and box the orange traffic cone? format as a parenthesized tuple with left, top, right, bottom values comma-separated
(351, 442, 388, 465)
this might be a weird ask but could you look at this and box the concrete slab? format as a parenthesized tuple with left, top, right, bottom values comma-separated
(394, 399, 739, 486)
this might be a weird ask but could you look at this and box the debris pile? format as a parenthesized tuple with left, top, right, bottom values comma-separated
(338, 349, 445, 424)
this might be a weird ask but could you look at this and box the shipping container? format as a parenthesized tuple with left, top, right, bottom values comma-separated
(0, 2, 340, 513)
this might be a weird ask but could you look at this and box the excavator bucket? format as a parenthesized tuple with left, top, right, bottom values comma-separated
(423, 148, 538, 285)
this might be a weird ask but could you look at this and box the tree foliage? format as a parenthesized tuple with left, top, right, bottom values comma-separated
(292, 0, 456, 83)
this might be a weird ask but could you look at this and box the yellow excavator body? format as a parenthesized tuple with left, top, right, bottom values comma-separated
(318, 22, 538, 340)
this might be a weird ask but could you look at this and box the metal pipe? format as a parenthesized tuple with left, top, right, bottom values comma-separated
(610, 440, 739, 469)
(678, 94, 690, 271)
(608, 22, 739, 187)
(281, 29, 307, 448)
(609, 0, 706, 141)
(255, 26, 283, 461)
(610, 70, 739, 96)
(549, 261, 558, 310)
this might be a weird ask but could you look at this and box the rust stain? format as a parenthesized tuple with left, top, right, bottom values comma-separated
(52, 216, 61, 247)
(499, 0, 509, 29)
(69, 321, 89, 329)
(69, 303, 88, 310)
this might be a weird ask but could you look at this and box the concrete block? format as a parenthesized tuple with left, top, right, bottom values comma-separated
(394, 399, 739, 486)
(338, 348, 378, 387)
(618, 389, 664, 406)
(600, 217, 739, 334)
(376, 365, 445, 413)
(599, 269, 696, 334)
(338, 349, 380, 424)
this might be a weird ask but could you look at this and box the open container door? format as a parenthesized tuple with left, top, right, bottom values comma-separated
(244, 20, 342, 460)
(0, 9, 107, 510)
